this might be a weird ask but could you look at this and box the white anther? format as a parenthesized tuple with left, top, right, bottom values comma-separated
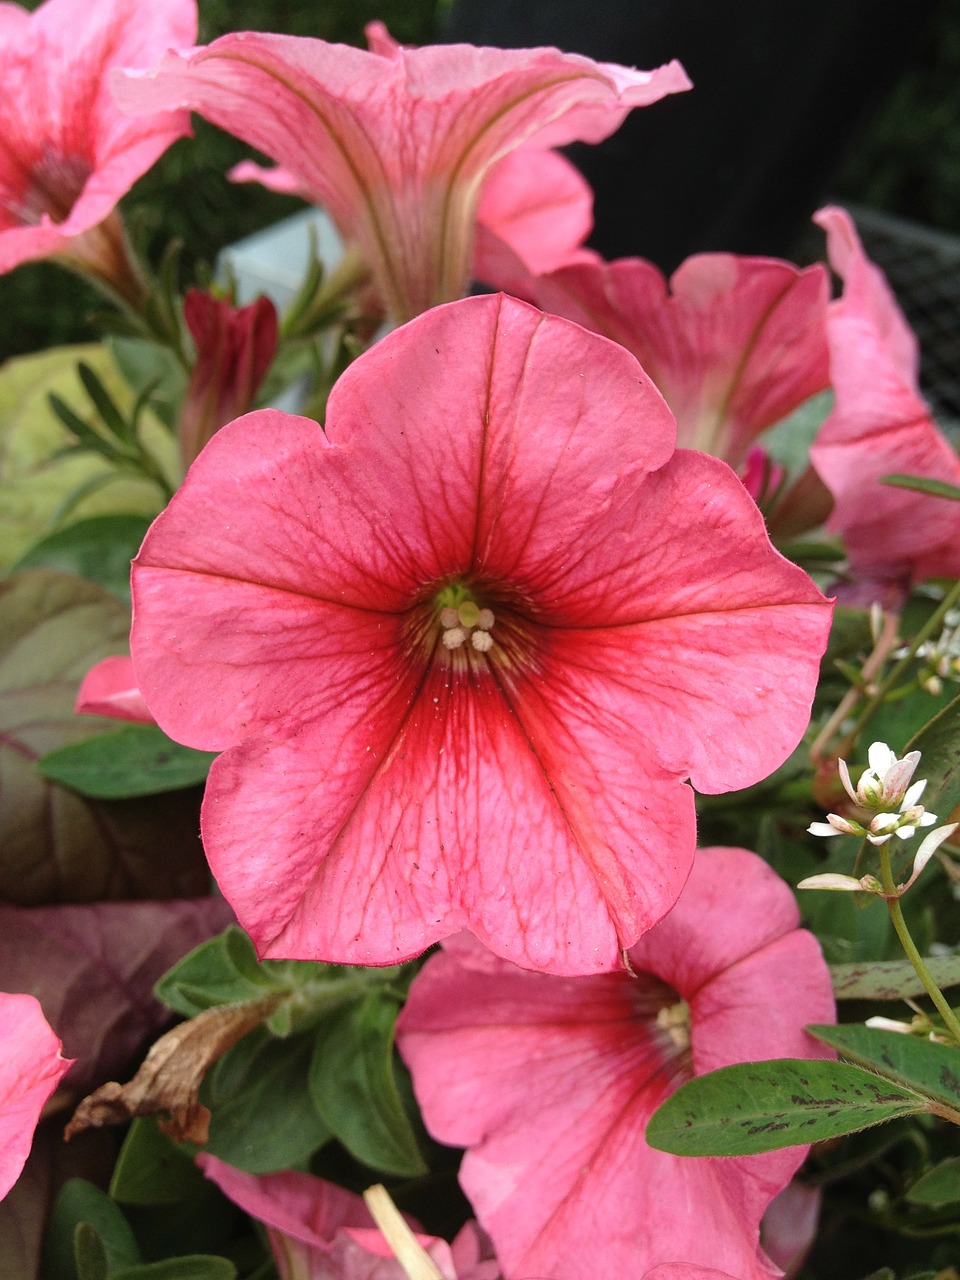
(442, 627, 467, 650)
(439, 607, 459, 629)
(475, 608, 495, 630)
(471, 630, 494, 653)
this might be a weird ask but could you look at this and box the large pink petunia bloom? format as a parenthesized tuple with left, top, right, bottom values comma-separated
(130, 293, 831, 976)
(0, 0, 195, 299)
(198, 1155, 498, 1280)
(396, 846, 835, 1280)
(114, 20, 690, 322)
(810, 206, 960, 588)
(0, 992, 72, 1200)
(532, 251, 831, 471)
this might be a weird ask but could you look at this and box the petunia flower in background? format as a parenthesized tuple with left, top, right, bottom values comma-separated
(0, 0, 195, 306)
(810, 205, 960, 594)
(113, 20, 690, 323)
(129, 293, 831, 976)
(395, 846, 836, 1280)
(531, 248, 831, 472)
(76, 653, 154, 723)
(177, 287, 279, 468)
(0, 991, 72, 1200)
(198, 1155, 498, 1280)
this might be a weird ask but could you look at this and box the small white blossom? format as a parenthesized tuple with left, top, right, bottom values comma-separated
(808, 742, 939, 845)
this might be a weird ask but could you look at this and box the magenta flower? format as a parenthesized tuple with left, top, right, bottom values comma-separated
(533, 250, 831, 471)
(130, 294, 830, 975)
(810, 206, 960, 588)
(198, 1155, 498, 1280)
(178, 288, 278, 467)
(0, 0, 195, 299)
(115, 21, 690, 322)
(396, 846, 835, 1280)
(0, 991, 72, 1200)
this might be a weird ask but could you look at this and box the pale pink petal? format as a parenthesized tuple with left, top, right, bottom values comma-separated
(534, 252, 830, 468)
(228, 158, 307, 197)
(397, 847, 833, 1280)
(76, 655, 155, 723)
(762, 1180, 821, 1277)
(810, 206, 960, 584)
(473, 148, 599, 298)
(0, 992, 72, 1201)
(0, 0, 195, 272)
(115, 29, 689, 319)
(643, 1269, 743, 1280)
(132, 295, 830, 974)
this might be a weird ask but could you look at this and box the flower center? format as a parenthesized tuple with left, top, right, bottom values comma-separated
(434, 582, 496, 654)
(656, 1000, 691, 1053)
(3, 147, 92, 227)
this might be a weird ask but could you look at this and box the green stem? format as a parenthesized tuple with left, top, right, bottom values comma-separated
(841, 580, 960, 753)
(878, 842, 960, 1047)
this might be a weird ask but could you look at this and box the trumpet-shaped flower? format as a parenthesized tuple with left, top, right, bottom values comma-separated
(396, 846, 835, 1280)
(130, 293, 831, 975)
(0, 992, 72, 1200)
(198, 1155, 498, 1280)
(810, 206, 960, 588)
(532, 250, 831, 470)
(114, 21, 690, 322)
(0, 0, 195, 295)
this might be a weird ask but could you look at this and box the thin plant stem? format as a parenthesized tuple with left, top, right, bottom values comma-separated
(810, 609, 900, 765)
(878, 842, 960, 1047)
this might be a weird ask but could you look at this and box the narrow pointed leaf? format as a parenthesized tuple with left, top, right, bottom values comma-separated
(645, 1058, 926, 1157)
(77, 363, 136, 448)
(831, 957, 960, 1000)
(38, 724, 217, 799)
(808, 1023, 960, 1113)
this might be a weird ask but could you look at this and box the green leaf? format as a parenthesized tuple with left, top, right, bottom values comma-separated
(808, 1023, 960, 1114)
(112, 1259, 237, 1280)
(645, 1059, 926, 1157)
(155, 926, 285, 1017)
(203, 1028, 331, 1172)
(832, 957, 960, 1000)
(77, 362, 137, 448)
(110, 1117, 209, 1207)
(11, 513, 152, 601)
(310, 992, 427, 1177)
(906, 1156, 960, 1206)
(74, 1224, 109, 1280)
(44, 1180, 140, 1280)
(38, 724, 217, 799)
(880, 473, 960, 502)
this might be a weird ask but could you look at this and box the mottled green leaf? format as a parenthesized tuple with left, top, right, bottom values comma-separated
(907, 691, 960, 829)
(832, 957, 960, 1001)
(808, 1023, 960, 1114)
(645, 1059, 925, 1157)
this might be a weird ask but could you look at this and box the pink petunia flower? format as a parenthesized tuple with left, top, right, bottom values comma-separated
(113, 20, 690, 322)
(130, 293, 831, 976)
(0, 991, 72, 1201)
(532, 250, 831, 471)
(198, 1155, 498, 1280)
(0, 0, 195, 301)
(178, 288, 279, 468)
(809, 206, 960, 589)
(76, 654, 154, 723)
(395, 846, 835, 1280)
